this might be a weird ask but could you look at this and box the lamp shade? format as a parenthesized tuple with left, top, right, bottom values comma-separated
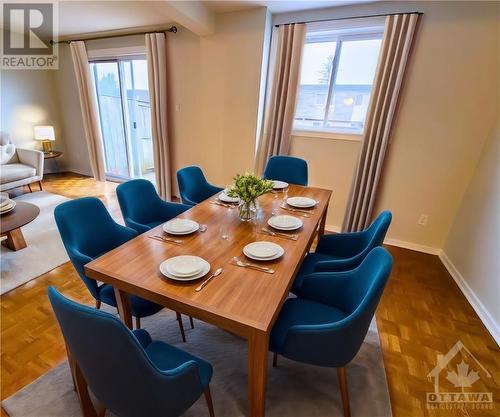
(34, 126, 55, 141)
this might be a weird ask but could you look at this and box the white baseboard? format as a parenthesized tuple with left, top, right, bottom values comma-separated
(324, 225, 499, 345)
(324, 225, 440, 255)
(383, 238, 440, 255)
(325, 224, 341, 233)
(439, 250, 500, 346)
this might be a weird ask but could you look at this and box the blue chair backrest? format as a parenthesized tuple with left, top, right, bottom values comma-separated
(263, 156, 308, 186)
(362, 210, 392, 248)
(48, 287, 204, 417)
(117, 179, 166, 227)
(287, 247, 392, 366)
(177, 166, 219, 205)
(54, 197, 137, 299)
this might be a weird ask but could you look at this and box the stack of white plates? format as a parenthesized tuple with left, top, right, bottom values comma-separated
(243, 241, 284, 261)
(163, 218, 199, 235)
(268, 215, 303, 231)
(219, 190, 240, 203)
(272, 180, 289, 190)
(0, 194, 16, 214)
(160, 255, 210, 281)
(286, 196, 317, 208)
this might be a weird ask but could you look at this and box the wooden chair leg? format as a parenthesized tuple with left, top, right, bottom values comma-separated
(27, 183, 32, 193)
(337, 367, 351, 417)
(96, 402, 106, 417)
(176, 312, 186, 342)
(65, 343, 77, 392)
(73, 361, 98, 417)
(204, 386, 215, 417)
(135, 316, 141, 329)
(272, 352, 278, 367)
(189, 316, 195, 329)
(38, 180, 43, 191)
(95, 300, 101, 310)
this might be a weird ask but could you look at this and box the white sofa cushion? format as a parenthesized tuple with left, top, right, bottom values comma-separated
(0, 164, 36, 184)
(0, 144, 16, 164)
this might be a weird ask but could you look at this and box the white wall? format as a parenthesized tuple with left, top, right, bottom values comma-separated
(168, 8, 268, 188)
(0, 66, 65, 173)
(441, 120, 500, 344)
(278, 1, 500, 251)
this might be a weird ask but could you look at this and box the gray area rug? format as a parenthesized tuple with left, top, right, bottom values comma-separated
(2, 308, 392, 417)
(0, 191, 70, 294)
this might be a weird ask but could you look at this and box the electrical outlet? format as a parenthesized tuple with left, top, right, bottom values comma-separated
(418, 214, 428, 226)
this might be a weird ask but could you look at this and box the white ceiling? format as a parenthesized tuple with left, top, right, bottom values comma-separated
(205, 0, 371, 14)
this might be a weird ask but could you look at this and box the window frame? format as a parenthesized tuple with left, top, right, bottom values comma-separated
(292, 27, 384, 140)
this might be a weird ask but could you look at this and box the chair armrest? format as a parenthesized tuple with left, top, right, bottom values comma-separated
(282, 320, 358, 367)
(314, 255, 364, 273)
(16, 148, 44, 177)
(124, 217, 151, 234)
(160, 201, 191, 218)
(316, 232, 366, 257)
(207, 184, 224, 196)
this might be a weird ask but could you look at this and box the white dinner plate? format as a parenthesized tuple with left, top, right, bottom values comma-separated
(0, 200, 16, 214)
(268, 215, 303, 231)
(286, 196, 317, 208)
(243, 241, 284, 261)
(272, 180, 289, 190)
(0, 194, 10, 207)
(160, 256, 210, 281)
(163, 218, 199, 235)
(219, 191, 240, 203)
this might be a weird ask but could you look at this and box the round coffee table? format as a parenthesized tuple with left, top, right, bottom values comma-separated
(0, 202, 40, 251)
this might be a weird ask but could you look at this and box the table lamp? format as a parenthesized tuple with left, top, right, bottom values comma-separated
(34, 125, 55, 153)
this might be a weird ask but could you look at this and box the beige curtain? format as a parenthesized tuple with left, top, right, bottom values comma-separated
(255, 23, 306, 174)
(342, 13, 421, 232)
(145, 33, 172, 200)
(70, 41, 106, 181)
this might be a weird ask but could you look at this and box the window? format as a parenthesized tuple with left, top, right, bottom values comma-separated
(90, 58, 155, 182)
(294, 23, 384, 137)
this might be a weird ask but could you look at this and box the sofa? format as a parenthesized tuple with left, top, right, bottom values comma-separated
(0, 135, 44, 192)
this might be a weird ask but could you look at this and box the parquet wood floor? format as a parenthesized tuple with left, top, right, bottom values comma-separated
(1, 173, 498, 416)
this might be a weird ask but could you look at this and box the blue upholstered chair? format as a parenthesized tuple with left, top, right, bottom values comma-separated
(54, 197, 188, 340)
(116, 179, 191, 234)
(48, 287, 215, 417)
(263, 155, 308, 186)
(291, 211, 392, 295)
(270, 247, 393, 417)
(176, 166, 223, 206)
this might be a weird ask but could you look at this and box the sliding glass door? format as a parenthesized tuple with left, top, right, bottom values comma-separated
(90, 58, 154, 182)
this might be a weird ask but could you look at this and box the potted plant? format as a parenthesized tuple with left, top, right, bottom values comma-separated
(226, 173, 274, 221)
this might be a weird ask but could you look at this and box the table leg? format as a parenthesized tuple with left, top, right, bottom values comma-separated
(248, 329, 269, 417)
(2, 228, 27, 251)
(318, 200, 330, 238)
(113, 287, 133, 329)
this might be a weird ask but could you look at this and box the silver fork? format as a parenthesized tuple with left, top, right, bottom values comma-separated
(199, 224, 208, 232)
(260, 228, 298, 241)
(232, 257, 275, 274)
(149, 234, 183, 244)
(279, 205, 311, 217)
(211, 200, 234, 209)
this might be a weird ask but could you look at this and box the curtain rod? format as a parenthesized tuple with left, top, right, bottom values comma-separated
(50, 25, 177, 45)
(274, 11, 423, 27)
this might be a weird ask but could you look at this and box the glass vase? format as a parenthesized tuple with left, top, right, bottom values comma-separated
(238, 200, 257, 222)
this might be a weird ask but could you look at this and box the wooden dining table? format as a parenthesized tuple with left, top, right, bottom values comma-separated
(85, 184, 332, 417)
